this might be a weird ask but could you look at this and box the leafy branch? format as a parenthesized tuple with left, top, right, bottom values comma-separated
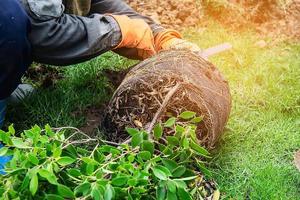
(0, 111, 219, 200)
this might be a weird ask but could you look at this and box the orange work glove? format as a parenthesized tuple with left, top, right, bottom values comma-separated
(154, 29, 202, 52)
(110, 15, 156, 60)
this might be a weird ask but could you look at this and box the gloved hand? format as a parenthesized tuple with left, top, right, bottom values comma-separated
(154, 29, 202, 52)
(110, 15, 156, 60)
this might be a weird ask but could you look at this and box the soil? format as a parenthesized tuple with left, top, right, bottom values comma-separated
(126, 0, 300, 40)
(102, 68, 133, 88)
(72, 105, 106, 137)
(25, 65, 63, 88)
(126, 0, 203, 30)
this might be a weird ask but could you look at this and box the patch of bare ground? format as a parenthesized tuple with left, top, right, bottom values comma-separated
(72, 105, 105, 137)
(126, 0, 300, 40)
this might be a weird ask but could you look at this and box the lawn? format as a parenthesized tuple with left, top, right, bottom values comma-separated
(6, 21, 300, 199)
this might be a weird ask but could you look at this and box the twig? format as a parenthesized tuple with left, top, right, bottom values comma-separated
(99, 139, 121, 147)
(93, 147, 139, 175)
(52, 126, 81, 132)
(146, 83, 181, 133)
(89, 143, 99, 158)
(51, 127, 123, 148)
(62, 138, 98, 149)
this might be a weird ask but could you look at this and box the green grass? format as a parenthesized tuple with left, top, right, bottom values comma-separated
(6, 22, 300, 199)
(185, 23, 300, 199)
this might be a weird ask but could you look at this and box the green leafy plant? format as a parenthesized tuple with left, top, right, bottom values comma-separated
(0, 112, 217, 199)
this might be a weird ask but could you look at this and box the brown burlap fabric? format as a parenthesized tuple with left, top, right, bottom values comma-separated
(103, 50, 231, 148)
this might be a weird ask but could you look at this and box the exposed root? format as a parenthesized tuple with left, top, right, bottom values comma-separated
(102, 50, 231, 149)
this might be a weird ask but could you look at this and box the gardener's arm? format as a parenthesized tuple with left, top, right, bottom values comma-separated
(21, 0, 155, 65)
(89, 0, 202, 54)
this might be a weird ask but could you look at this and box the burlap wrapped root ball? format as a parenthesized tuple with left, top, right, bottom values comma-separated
(103, 50, 231, 148)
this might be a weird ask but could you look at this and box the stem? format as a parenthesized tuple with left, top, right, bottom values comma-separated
(62, 138, 98, 149)
(147, 83, 181, 133)
(89, 143, 99, 158)
(93, 147, 139, 175)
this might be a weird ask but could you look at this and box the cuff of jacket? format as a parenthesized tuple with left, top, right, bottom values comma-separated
(105, 15, 122, 48)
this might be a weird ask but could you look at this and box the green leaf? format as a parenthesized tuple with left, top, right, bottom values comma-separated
(75, 182, 91, 196)
(177, 187, 192, 200)
(30, 173, 38, 196)
(167, 190, 178, 200)
(196, 160, 212, 177)
(167, 180, 177, 193)
(65, 145, 78, 158)
(156, 165, 172, 176)
(99, 145, 121, 156)
(53, 147, 62, 158)
(190, 140, 210, 157)
(166, 136, 179, 146)
(182, 137, 189, 149)
(91, 187, 102, 200)
(40, 135, 49, 143)
(81, 157, 99, 165)
(86, 163, 95, 175)
(93, 149, 105, 161)
(164, 117, 176, 127)
(0, 147, 8, 156)
(28, 154, 39, 165)
(12, 138, 29, 148)
(23, 130, 33, 138)
(162, 159, 178, 171)
(174, 180, 187, 189)
(0, 130, 11, 144)
(152, 166, 171, 180)
(156, 185, 166, 200)
(172, 166, 186, 177)
(67, 168, 82, 177)
(45, 194, 64, 200)
(8, 125, 15, 135)
(137, 151, 151, 161)
(131, 132, 143, 147)
(174, 176, 198, 181)
(57, 156, 76, 166)
(112, 176, 128, 187)
(191, 116, 203, 123)
(38, 169, 58, 185)
(20, 174, 30, 192)
(141, 141, 154, 155)
(179, 111, 196, 120)
(57, 184, 75, 199)
(104, 184, 113, 200)
(153, 168, 168, 180)
(153, 123, 163, 139)
(126, 127, 139, 136)
(45, 124, 55, 137)
(127, 154, 135, 163)
(127, 178, 138, 187)
(175, 125, 185, 134)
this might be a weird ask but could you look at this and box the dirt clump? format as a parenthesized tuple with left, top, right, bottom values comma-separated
(103, 50, 231, 149)
(25, 65, 63, 88)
